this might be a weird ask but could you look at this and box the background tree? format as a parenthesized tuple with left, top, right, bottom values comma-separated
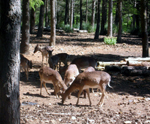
(37, 0, 45, 37)
(20, 0, 30, 53)
(141, 0, 149, 57)
(80, 0, 83, 30)
(50, 0, 56, 46)
(117, 0, 122, 43)
(0, 0, 21, 123)
(30, 8, 36, 34)
(107, 0, 113, 37)
(100, 0, 107, 35)
(94, 0, 101, 39)
(45, 0, 49, 27)
(91, 0, 96, 28)
(86, 0, 88, 23)
(70, 0, 74, 29)
(65, 0, 69, 25)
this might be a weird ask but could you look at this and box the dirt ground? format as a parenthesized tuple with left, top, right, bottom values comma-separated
(20, 31, 150, 124)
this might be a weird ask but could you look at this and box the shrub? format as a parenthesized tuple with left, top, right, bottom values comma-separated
(104, 37, 117, 45)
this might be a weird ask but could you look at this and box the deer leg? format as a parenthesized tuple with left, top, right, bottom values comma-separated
(85, 89, 92, 106)
(97, 85, 105, 107)
(40, 81, 43, 95)
(43, 82, 51, 95)
(76, 88, 83, 105)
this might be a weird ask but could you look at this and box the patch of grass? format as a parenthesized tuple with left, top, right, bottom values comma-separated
(104, 37, 117, 45)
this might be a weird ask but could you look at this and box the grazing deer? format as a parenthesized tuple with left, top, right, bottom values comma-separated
(71, 56, 97, 72)
(39, 66, 67, 97)
(48, 53, 69, 71)
(62, 71, 112, 107)
(34, 44, 54, 64)
(20, 54, 32, 80)
(64, 64, 79, 86)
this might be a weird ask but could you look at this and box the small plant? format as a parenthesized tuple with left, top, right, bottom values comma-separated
(104, 37, 117, 45)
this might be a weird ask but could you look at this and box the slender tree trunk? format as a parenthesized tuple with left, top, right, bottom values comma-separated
(0, 0, 21, 123)
(115, 1, 119, 26)
(65, 0, 69, 25)
(94, 0, 101, 39)
(70, 0, 74, 29)
(86, 0, 88, 23)
(100, 0, 107, 35)
(50, 0, 56, 46)
(45, 0, 49, 27)
(30, 8, 36, 34)
(117, 0, 122, 43)
(135, 2, 140, 30)
(37, 0, 45, 37)
(80, 0, 83, 30)
(141, 0, 149, 57)
(107, 0, 113, 37)
(20, 0, 30, 53)
(91, 0, 96, 28)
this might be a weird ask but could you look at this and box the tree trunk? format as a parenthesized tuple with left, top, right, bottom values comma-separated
(30, 8, 36, 34)
(141, 0, 149, 57)
(37, 0, 45, 37)
(100, 0, 107, 35)
(115, 1, 119, 26)
(65, 0, 69, 25)
(80, 0, 83, 30)
(20, 0, 30, 54)
(117, 0, 122, 43)
(70, 0, 74, 29)
(45, 0, 49, 28)
(107, 0, 113, 37)
(91, 0, 96, 28)
(86, 0, 88, 23)
(50, 0, 56, 46)
(0, 0, 21, 123)
(94, 0, 101, 39)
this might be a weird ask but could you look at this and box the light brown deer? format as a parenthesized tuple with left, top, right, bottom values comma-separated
(64, 64, 79, 86)
(34, 44, 53, 64)
(20, 54, 32, 80)
(48, 53, 69, 71)
(71, 56, 97, 72)
(39, 66, 67, 97)
(62, 71, 112, 107)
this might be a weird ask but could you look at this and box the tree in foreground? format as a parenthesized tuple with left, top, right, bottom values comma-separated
(0, 0, 21, 123)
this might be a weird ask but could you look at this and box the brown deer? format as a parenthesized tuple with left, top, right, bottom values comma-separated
(20, 54, 32, 80)
(64, 64, 79, 86)
(34, 44, 54, 64)
(48, 53, 69, 71)
(71, 56, 97, 72)
(62, 71, 112, 106)
(39, 66, 67, 98)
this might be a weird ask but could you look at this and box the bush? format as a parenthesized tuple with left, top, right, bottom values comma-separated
(104, 37, 117, 45)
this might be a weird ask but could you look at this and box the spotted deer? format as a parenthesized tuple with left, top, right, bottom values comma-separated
(39, 66, 67, 98)
(62, 71, 112, 106)
(71, 56, 97, 72)
(20, 54, 32, 80)
(34, 44, 53, 65)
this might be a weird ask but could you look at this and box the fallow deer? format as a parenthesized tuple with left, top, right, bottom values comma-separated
(34, 44, 53, 65)
(39, 66, 67, 98)
(71, 56, 97, 72)
(20, 54, 32, 80)
(62, 71, 112, 107)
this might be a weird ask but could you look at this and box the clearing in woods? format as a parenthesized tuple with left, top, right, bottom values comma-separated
(20, 31, 150, 124)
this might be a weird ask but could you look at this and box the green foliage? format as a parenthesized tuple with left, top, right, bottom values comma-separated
(104, 37, 117, 45)
(82, 22, 95, 33)
(29, 0, 44, 10)
(63, 25, 73, 33)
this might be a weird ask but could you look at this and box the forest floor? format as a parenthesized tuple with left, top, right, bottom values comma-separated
(20, 31, 150, 124)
